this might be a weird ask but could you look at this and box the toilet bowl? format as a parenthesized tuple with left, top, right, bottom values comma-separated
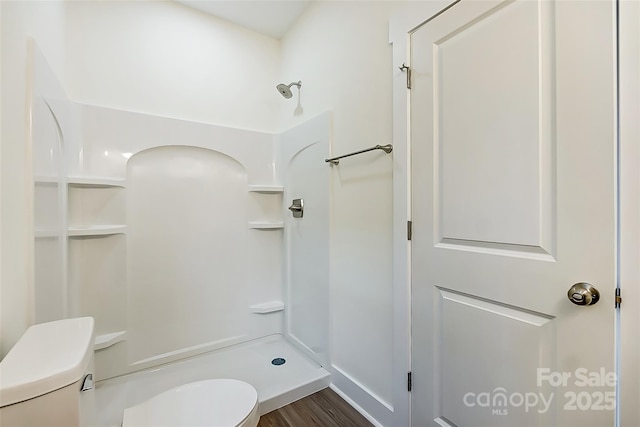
(122, 379, 259, 427)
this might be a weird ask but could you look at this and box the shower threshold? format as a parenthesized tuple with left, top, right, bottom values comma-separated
(94, 334, 330, 427)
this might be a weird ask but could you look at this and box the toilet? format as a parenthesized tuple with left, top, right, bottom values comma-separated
(0, 317, 259, 427)
(122, 379, 259, 427)
(0, 317, 96, 427)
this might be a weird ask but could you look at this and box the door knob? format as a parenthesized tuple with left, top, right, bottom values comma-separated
(567, 282, 600, 306)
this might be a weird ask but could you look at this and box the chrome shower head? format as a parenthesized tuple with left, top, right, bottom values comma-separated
(276, 81, 302, 99)
(276, 84, 293, 99)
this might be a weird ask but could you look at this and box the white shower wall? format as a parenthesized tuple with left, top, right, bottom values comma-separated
(59, 104, 287, 379)
(30, 93, 335, 382)
(32, 49, 67, 325)
(281, 113, 331, 367)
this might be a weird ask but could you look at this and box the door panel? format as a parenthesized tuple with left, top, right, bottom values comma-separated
(411, 1, 616, 426)
(436, 0, 552, 248)
(436, 288, 555, 426)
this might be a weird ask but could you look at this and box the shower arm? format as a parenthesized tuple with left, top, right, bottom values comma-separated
(325, 144, 393, 165)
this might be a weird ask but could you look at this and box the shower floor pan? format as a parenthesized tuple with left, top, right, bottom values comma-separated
(95, 334, 330, 427)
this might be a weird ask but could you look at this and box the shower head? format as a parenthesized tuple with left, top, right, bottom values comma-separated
(276, 81, 302, 99)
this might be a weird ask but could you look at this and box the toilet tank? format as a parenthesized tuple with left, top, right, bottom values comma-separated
(0, 317, 95, 427)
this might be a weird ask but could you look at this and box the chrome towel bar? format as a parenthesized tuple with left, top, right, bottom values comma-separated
(325, 144, 393, 165)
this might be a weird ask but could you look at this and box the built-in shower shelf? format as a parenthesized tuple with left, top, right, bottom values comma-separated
(95, 331, 127, 351)
(248, 221, 284, 229)
(68, 176, 126, 188)
(34, 176, 60, 185)
(35, 229, 59, 238)
(249, 301, 285, 314)
(68, 225, 127, 236)
(248, 185, 284, 193)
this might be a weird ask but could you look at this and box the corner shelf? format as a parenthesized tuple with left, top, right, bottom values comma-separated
(248, 221, 284, 229)
(250, 301, 285, 314)
(34, 176, 60, 185)
(68, 176, 126, 188)
(35, 229, 60, 239)
(248, 185, 283, 193)
(68, 225, 127, 237)
(95, 330, 127, 351)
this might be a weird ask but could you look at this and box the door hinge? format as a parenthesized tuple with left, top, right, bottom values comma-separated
(407, 220, 412, 241)
(408, 372, 412, 392)
(615, 288, 622, 308)
(399, 63, 411, 89)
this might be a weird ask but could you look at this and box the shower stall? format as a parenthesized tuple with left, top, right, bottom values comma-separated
(31, 46, 331, 425)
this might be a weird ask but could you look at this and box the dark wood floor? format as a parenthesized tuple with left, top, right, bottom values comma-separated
(258, 388, 374, 427)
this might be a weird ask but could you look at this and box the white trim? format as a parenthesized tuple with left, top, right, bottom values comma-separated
(389, 3, 457, 427)
(331, 365, 392, 427)
(330, 383, 385, 427)
(619, 1, 640, 425)
(332, 364, 393, 412)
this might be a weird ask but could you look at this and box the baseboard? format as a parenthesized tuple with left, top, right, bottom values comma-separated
(331, 364, 394, 427)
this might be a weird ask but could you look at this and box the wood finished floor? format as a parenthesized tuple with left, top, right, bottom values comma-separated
(258, 388, 374, 427)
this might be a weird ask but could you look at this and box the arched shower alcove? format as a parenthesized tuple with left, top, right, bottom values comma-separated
(126, 145, 250, 367)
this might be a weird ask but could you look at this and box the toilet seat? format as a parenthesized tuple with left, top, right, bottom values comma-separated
(122, 379, 259, 427)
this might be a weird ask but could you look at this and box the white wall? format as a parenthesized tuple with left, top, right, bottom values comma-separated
(279, 2, 406, 425)
(0, 0, 67, 358)
(64, 1, 281, 133)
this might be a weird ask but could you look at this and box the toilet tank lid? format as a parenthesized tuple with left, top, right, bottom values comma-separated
(0, 317, 95, 407)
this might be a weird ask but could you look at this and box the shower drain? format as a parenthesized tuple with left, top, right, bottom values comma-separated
(271, 357, 286, 366)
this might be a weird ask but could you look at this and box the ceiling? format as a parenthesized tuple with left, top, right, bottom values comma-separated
(176, 1, 313, 39)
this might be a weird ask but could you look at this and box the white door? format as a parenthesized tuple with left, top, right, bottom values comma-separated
(410, 1, 616, 426)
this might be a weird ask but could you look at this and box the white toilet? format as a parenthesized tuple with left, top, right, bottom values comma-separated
(0, 317, 96, 427)
(122, 379, 259, 427)
(0, 317, 259, 427)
